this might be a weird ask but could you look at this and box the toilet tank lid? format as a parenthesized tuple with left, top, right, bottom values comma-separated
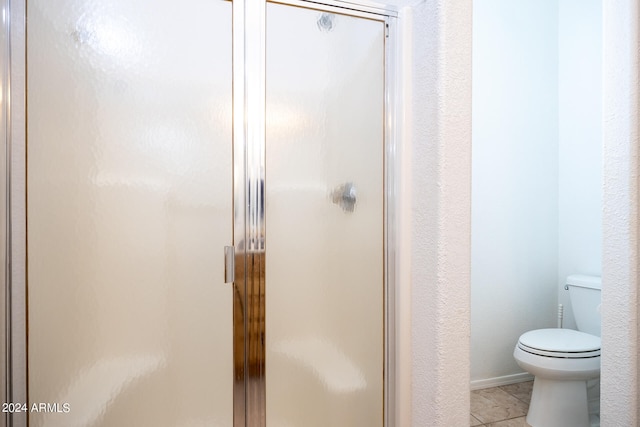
(566, 274, 601, 290)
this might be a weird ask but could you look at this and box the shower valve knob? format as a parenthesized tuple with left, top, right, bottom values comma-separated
(331, 182, 357, 213)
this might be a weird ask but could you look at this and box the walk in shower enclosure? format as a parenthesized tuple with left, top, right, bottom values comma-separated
(1, 0, 398, 426)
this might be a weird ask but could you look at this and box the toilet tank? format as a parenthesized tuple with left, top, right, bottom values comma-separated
(567, 274, 602, 337)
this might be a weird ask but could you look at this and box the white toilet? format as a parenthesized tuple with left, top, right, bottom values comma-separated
(513, 274, 601, 427)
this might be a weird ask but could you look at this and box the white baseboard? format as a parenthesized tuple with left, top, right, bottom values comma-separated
(470, 372, 534, 390)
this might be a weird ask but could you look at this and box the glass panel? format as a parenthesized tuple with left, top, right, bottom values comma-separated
(26, 1, 233, 426)
(265, 4, 385, 426)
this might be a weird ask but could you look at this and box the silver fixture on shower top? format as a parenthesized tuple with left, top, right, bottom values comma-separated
(317, 13, 335, 32)
(331, 182, 357, 213)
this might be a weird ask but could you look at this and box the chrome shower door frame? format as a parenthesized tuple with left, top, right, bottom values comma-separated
(4, 0, 26, 425)
(0, 1, 10, 426)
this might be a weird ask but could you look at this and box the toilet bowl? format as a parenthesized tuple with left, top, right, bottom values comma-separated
(514, 328, 600, 427)
(513, 274, 602, 427)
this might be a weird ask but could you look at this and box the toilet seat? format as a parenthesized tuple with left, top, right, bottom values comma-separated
(517, 328, 600, 359)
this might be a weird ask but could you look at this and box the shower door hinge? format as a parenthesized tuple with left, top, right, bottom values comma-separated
(224, 246, 235, 284)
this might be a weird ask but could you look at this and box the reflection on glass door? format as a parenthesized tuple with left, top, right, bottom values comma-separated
(265, 4, 386, 426)
(26, 1, 233, 426)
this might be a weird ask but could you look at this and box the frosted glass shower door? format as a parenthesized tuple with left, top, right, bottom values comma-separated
(26, 1, 233, 426)
(265, 4, 385, 426)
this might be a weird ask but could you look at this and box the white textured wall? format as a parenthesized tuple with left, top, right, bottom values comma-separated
(557, 0, 603, 331)
(471, 0, 559, 384)
(601, 0, 640, 424)
(408, 1, 472, 425)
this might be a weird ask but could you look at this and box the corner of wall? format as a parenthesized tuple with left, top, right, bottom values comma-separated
(409, 1, 472, 426)
(601, 1, 640, 425)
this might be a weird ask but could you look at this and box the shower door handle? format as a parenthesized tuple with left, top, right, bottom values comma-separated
(224, 246, 235, 283)
(331, 182, 357, 213)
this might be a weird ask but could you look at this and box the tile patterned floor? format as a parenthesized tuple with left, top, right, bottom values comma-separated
(470, 381, 533, 427)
